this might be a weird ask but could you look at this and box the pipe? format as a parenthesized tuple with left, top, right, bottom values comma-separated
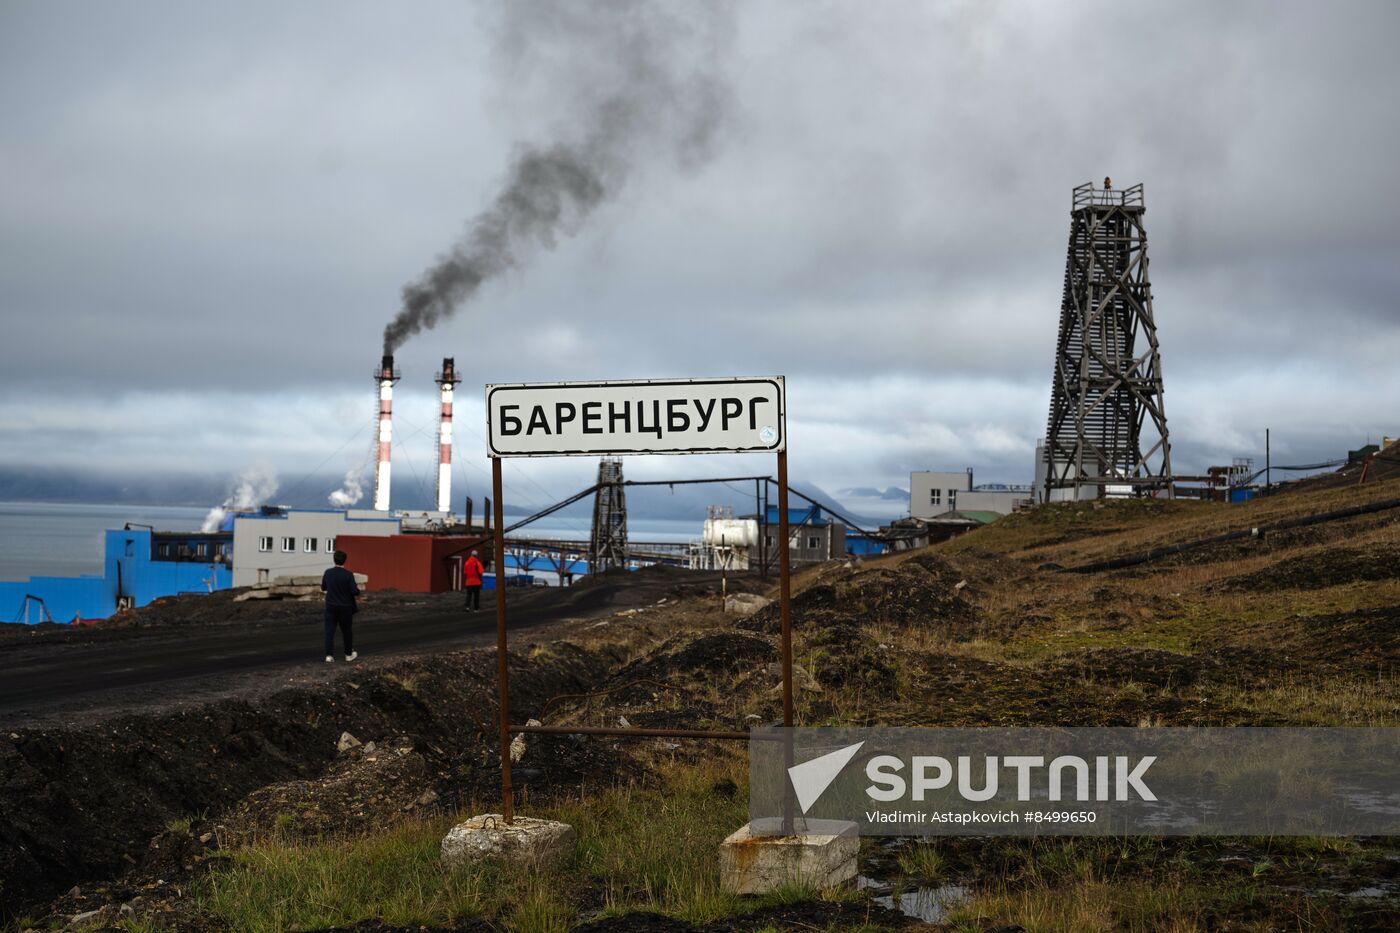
(510, 724, 754, 741)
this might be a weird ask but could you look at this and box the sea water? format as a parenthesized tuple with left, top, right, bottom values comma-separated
(0, 502, 209, 582)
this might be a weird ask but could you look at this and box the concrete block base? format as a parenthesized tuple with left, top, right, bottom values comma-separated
(440, 814, 576, 869)
(719, 819, 859, 895)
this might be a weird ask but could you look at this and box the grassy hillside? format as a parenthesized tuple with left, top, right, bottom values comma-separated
(20, 477, 1400, 931)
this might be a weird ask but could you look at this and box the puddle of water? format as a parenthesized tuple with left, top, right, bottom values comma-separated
(858, 876, 969, 923)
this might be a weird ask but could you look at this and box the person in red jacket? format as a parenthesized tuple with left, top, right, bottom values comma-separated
(463, 549, 485, 612)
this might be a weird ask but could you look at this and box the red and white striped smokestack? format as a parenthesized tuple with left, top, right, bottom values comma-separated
(372, 354, 399, 512)
(435, 358, 461, 514)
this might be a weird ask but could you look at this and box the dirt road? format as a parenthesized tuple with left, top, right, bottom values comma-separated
(0, 569, 730, 726)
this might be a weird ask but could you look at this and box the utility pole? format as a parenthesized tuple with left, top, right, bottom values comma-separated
(1266, 428, 1271, 494)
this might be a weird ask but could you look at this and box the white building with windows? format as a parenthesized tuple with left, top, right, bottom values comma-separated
(229, 508, 401, 587)
(910, 470, 1032, 520)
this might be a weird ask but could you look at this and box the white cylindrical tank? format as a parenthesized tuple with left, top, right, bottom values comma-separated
(703, 518, 758, 547)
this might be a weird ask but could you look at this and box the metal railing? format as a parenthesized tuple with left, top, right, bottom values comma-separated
(1073, 182, 1144, 209)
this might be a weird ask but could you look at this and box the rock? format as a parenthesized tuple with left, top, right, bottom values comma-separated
(67, 886, 81, 897)
(120, 904, 135, 916)
(724, 593, 772, 617)
(416, 789, 440, 807)
(363, 741, 377, 753)
(233, 589, 272, 601)
(69, 908, 106, 926)
(199, 832, 213, 844)
(617, 715, 631, 729)
(441, 814, 576, 869)
(337, 732, 362, 753)
(765, 663, 822, 694)
(509, 719, 542, 763)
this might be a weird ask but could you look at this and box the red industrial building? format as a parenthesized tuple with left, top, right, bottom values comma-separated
(336, 534, 487, 593)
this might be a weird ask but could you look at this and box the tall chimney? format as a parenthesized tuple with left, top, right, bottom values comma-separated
(372, 354, 399, 512)
(435, 357, 461, 514)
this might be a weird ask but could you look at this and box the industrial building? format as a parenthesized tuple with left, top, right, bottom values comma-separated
(758, 504, 846, 564)
(228, 507, 401, 587)
(910, 470, 1032, 520)
(1, 527, 233, 623)
(878, 511, 998, 551)
(336, 534, 488, 593)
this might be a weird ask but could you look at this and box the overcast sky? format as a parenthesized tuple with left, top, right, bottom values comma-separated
(3, 0, 1398, 513)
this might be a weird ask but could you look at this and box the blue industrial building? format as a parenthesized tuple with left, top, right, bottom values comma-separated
(1, 527, 232, 624)
(845, 533, 889, 557)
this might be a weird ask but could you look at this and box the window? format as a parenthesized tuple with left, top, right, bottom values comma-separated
(325, 538, 335, 553)
(304, 538, 316, 553)
(157, 543, 173, 559)
(258, 536, 273, 552)
(282, 537, 295, 553)
(807, 536, 820, 549)
(257, 568, 269, 584)
(930, 490, 942, 505)
(196, 542, 208, 557)
(766, 535, 775, 548)
(948, 489, 958, 507)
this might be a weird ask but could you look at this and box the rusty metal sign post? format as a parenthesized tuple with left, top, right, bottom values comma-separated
(486, 377, 792, 823)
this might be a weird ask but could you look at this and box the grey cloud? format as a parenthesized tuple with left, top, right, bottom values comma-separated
(2, 0, 1398, 496)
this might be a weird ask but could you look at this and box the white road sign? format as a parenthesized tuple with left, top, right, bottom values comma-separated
(486, 377, 785, 458)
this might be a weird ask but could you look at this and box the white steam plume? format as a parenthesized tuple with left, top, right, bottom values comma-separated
(328, 467, 366, 508)
(201, 465, 280, 532)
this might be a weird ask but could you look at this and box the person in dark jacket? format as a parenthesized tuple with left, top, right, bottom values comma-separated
(321, 550, 360, 662)
(463, 549, 485, 612)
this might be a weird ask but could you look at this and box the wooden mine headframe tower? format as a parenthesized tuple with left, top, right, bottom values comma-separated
(1042, 181, 1173, 500)
(589, 458, 628, 573)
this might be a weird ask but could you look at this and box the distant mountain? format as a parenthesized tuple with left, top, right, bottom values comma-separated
(840, 486, 909, 501)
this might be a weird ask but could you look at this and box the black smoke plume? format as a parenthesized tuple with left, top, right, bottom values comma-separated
(383, 1, 733, 354)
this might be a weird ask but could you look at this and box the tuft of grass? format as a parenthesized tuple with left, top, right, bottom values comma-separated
(383, 672, 422, 697)
(165, 816, 192, 833)
(114, 918, 163, 933)
(896, 842, 946, 880)
(506, 883, 575, 933)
